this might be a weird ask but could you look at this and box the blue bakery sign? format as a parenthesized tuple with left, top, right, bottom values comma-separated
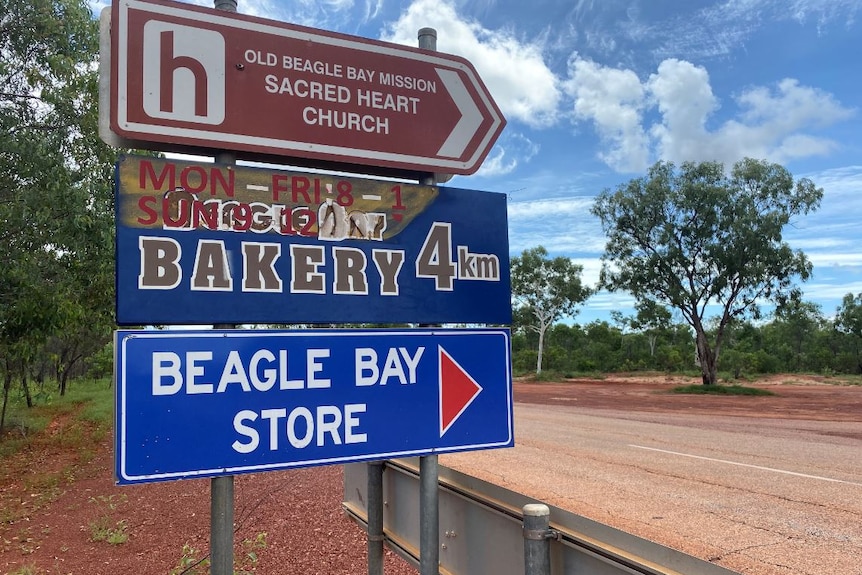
(114, 155, 511, 325)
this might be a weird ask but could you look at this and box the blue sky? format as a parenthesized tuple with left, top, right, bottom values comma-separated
(93, 0, 862, 325)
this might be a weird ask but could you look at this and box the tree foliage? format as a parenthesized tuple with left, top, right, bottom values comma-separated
(835, 293, 862, 373)
(510, 246, 590, 374)
(591, 158, 822, 385)
(510, 299, 862, 379)
(630, 300, 672, 357)
(1, 0, 120, 430)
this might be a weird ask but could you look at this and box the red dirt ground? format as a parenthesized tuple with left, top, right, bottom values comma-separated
(513, 374, 862, 426)
(1, 375, 859, 574)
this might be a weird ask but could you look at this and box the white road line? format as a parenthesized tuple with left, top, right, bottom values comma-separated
(630, 445, 862, 486)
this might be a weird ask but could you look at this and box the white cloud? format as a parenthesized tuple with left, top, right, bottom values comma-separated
(362, 0, 384, 22)
(509, 231, 602, 257)
(475, 132, 539, 177)
(583, 290, 637, 315)
(566, 56, 855, 172)
(782, 0, 859, 29)
(791, 237, 855, 250)
(564, 56, 649, 172)
(807, 251, 862, 268)
(507, 196, 606, 258)
(476, 147, 518, 178)
(185, 0, 360, 28)
(648, 63, 855, 166)
(380, 0, 561, 128)
(801, 281, 862, 301)
(803, 165, 862, 195)
(507, 196, 594, 220)
(631, 0, 859, 61)
(647, 59, 718, 163)
(737, 79, 846, 128)
(571, 257, 603, 288)
(795, 166, 862, 225)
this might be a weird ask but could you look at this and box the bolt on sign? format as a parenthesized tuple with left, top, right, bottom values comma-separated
(114, 155, 511, 325)
(103, 0, 506, 175)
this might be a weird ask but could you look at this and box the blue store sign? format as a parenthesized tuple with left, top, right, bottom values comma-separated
(115, 328, 513, 485)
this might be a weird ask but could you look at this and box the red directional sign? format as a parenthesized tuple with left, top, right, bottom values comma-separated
(107, 0, 506, 175)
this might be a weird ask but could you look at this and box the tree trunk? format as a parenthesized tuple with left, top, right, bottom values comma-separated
(695, 330, 718, 385)
(22, 374, 33, 408)
(0, 371, 11, 434)
(706, 361, 718, 385)
(536, 326, 546, 375)
(59, 353, 83, 396)
(60, 370, 70, 397)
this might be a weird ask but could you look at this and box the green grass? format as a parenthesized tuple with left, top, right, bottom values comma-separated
(827, 374, 862, 386)
(670, 384, 775, 396)
(531, 370, 569, 382)
(5, 377, 113, 424)
(518, 370, 606, 381)
(86, 494, 130, 544)
(1, 378, 113, 458)
(89, 517, 129, 544)
(64, 379, 114, 424)
(0, 378, 114, 525)
(170, 543, 210, 575)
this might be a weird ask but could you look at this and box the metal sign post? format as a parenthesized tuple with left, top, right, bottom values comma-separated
(367, 460, 385, 575)
(417, 26, 440, 575)
(210, 0, 237, 571)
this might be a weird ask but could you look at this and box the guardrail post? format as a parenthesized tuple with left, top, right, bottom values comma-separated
(523, 503, 551, 575)
(368, 461, 385, 575)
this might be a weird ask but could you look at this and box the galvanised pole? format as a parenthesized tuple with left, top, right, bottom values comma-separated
(210, 6, 238, 575)
(417, 26, 440, 575)
(367, 461, 385, 575)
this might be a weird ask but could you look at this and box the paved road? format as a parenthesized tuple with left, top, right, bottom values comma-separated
(442, 402, 862, 575)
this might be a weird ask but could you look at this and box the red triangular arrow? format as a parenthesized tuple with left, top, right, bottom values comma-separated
(439, 346, 483, 437)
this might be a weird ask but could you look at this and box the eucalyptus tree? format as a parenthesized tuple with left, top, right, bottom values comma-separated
(631, 299, 673, 358)
(767, 299, 827, 372)
(592, 158, 822, 385)
(510, 246, 591, 374)
(835, 293, 862, 373)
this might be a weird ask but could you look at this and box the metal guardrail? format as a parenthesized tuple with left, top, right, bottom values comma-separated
(343, 458, 739, 575)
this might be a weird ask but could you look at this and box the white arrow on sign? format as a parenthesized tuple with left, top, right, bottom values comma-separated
(436, 68, 484, 159)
